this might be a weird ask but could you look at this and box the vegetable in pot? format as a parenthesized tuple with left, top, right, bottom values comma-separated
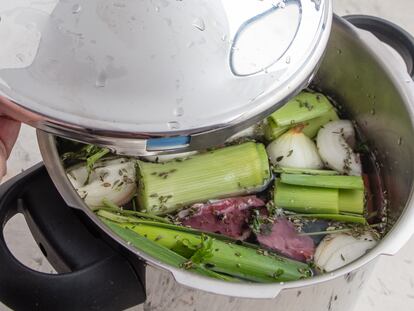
(316, 120, 362, 176)
(267, 126, 323, 170)
(137, 142, 271, 215)
(274, 179, 365, 216)
(67, 158, 136, 209)
(265, 92, 339, 140)
(314, 232, 377, 272)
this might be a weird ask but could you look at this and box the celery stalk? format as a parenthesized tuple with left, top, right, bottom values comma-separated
(275, 180, 365, 216)
(274, 180, 339, 214)
(280, 174, 364, 190)
(302, 108, 339, 138)
(274, 167, 339, 176)
(339, 189, 365, 215)
(117, 223, 311, 282)
(264, 93, 338, 141)
(137, 142, 271, 215)
(289, 213, 367, 224)
(268, 92, 332, 127)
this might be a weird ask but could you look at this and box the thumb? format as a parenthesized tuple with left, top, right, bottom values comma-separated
(0, 142, 6, 180)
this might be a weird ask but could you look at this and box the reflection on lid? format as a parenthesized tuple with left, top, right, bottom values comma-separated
(229, 0, 300, 76)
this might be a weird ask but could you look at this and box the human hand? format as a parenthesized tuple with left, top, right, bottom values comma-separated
(0, 116, 20, 180)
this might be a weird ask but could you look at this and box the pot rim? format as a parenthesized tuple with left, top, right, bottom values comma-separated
(37, 14, 414, 299)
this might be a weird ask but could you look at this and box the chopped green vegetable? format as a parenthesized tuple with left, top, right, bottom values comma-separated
(301, 108, 339, 138)
(275, 180, 365, 215)
(339, 189, 365, 215)
(280, 174, 364, 190)
(101, 199, 171, 223)
(269, 92, 332, 127)
(137, 142, 271, 215)
(275, 180, 339, 214)
(264, 92, 339, 141)
(103, 219, 236, 282)
(289, 213, 367, 225)
(274, 167, 339, 176)
(113, 222, 312, 282)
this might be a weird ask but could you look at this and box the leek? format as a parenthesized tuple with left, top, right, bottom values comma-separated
(301, 108, 339, 138)
(280, 174, 364, 190)
(115, 222, 312, 282)
(137, 142, 271, 215)
(103, 219, 236, 282)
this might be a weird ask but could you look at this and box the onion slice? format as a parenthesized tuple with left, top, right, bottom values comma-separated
(316, 120, 362, 175)
(67, 158, 137, 209)
(315, 232, 377, 272)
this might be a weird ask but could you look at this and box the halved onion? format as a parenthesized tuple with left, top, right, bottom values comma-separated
(316, 120, 362, 175)
(67, 158, 136, 209)
(267, 127, 323, 169)
(315, 232, 377, 272)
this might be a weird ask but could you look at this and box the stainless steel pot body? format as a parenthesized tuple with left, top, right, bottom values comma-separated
(37, 15, 414, 311)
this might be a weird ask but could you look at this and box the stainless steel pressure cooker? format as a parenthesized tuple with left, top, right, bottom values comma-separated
(1, 1, 414, 310)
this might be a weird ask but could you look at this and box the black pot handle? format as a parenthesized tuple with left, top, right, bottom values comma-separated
(0, 164, 146, 311)
(344, 15, 414, 79)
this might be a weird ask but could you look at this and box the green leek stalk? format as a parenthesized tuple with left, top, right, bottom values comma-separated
(115, 222, 311, 282)
(264, 92, 339, 141)
(274, 180, 365, 215)
(137, 142, 271, 215)
(280, 174, 364, 190)
(103, 219, 237, 282)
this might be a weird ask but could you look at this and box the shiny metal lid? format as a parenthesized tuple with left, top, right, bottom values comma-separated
(0, 0, 332, 155)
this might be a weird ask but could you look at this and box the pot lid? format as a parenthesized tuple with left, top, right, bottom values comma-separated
(0, 0, 332, 155)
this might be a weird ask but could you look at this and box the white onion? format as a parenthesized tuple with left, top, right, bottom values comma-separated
(143, 151, 197, 163)
(316, 120, 362, 175)
(315, 232, 377, 272)
(67, 158, 137, 209)
(266, 127, 323, 169)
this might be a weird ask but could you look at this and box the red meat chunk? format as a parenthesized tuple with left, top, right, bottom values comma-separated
(177, 196, 265, 240)
(257, 217, 315, 262)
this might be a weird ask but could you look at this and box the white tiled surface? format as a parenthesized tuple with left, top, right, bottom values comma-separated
(2, 1, 414, 310)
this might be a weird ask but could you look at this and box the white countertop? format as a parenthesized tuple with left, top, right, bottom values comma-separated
(2, 1, 414, 310)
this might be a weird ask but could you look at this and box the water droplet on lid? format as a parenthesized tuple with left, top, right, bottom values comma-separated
(174, 107, 184, 117)
(192, 17, 205, 31)
(72, 4, 82, 14)
(370, 109, 376, 115)
(221, 34, 227, 42)
(95, 71, 107, 88)
(168, 121, 180, 129)
(16, 54, 25, 62)
(285, 56, 291, 64)
(155, 6, 160, 12)
(277, 1, 286, 9)
(336, 49, 342, 55)
(398, 137, 403, 145)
